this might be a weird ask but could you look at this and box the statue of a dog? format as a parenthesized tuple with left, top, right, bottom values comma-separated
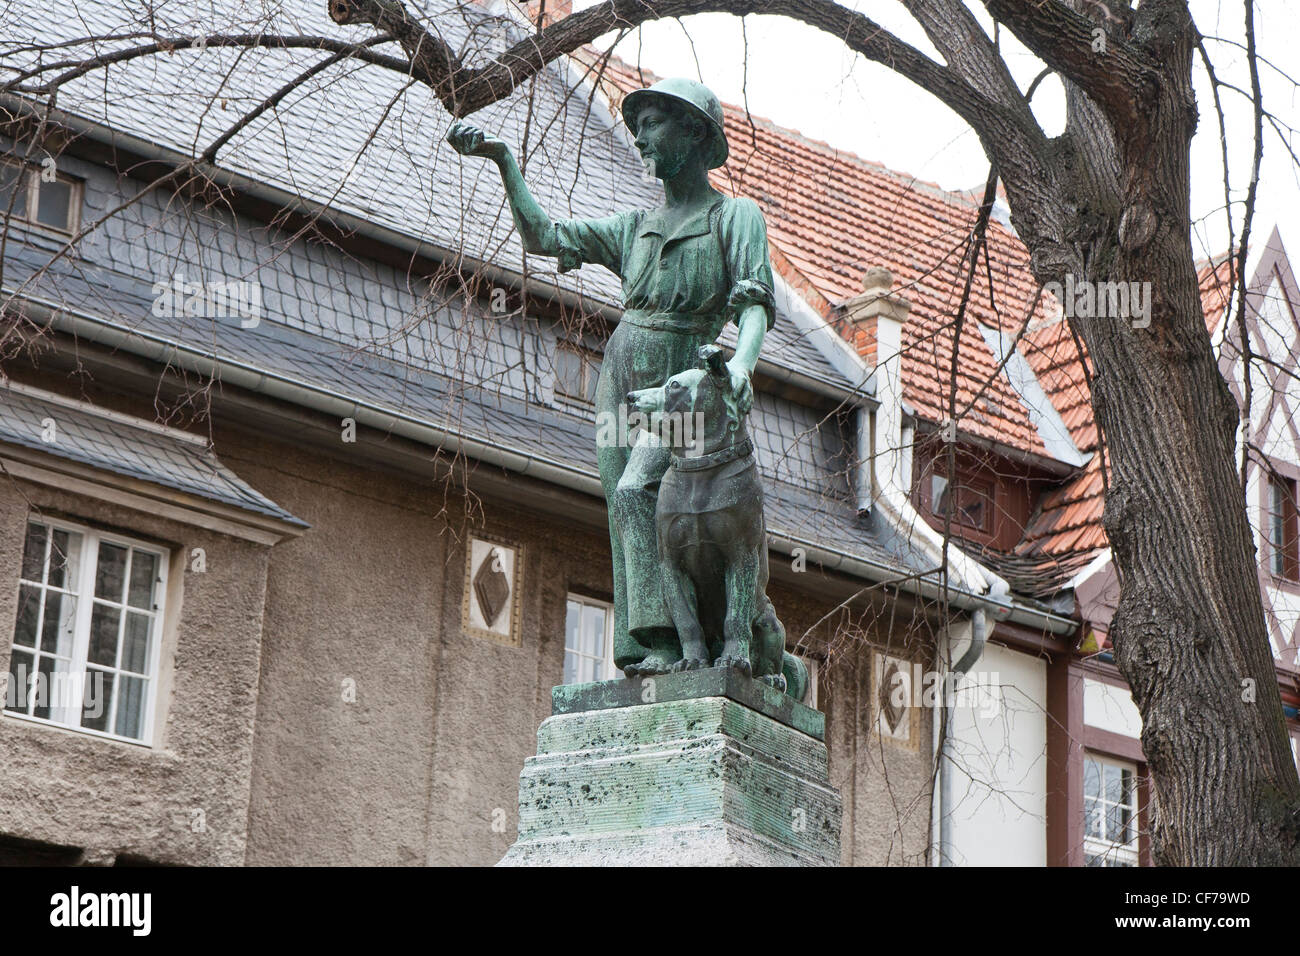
(625, 345, 809, 701)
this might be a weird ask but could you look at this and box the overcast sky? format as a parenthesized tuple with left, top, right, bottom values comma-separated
(581, 0, 1299, 268)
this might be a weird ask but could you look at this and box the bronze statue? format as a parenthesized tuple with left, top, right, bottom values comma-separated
(447, 78, 805, 698)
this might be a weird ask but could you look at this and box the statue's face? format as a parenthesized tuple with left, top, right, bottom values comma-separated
(633, 103, 702, 180)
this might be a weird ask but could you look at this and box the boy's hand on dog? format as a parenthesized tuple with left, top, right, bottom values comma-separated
(725, 359, 754, 417)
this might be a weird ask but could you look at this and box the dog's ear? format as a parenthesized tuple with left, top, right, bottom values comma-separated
(699, 345, 727, 379)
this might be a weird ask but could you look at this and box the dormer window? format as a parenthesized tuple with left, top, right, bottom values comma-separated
(554, 341, 601, 406)
(0, 156, 82, 234)
(930, 471, 994, 534)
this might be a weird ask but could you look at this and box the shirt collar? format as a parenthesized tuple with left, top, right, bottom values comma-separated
(636, 194, 724, 243)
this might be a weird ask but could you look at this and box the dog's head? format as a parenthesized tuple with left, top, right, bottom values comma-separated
(626, 346, 744, 454)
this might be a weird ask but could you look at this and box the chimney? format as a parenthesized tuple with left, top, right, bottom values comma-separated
(522, 0, 571, 27)
(843, 267, 912, 511)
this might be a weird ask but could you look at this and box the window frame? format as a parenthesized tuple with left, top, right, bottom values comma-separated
(5, 516, 169, 747)
(928, 469, 996, 535)
(1082, 752, 1140, 867)
(563, 593, 617, 684)
(1263, 468, 1300, 584)
(0, 155, 84, 235)
(553, 341, 602, 408)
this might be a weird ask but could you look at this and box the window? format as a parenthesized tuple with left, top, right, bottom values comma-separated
(5, 519, 167, 744)
(554, 342, 601, 406)
(1083, 754, 1140, 867)
(1265, 473, 1299, 581)
(1, 156, 82, 234)
(563, 594, 616, 684)
(931, 472, 994, 533)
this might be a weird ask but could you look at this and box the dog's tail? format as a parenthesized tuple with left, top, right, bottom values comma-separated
(781, 651, 810, 704)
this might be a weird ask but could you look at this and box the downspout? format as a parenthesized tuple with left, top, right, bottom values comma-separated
(936, 602, 996, 866)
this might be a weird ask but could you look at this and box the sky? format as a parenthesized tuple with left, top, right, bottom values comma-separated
(579, 0, 1300, 268)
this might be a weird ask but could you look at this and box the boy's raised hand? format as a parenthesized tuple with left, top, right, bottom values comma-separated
(446, 121, 508, 160)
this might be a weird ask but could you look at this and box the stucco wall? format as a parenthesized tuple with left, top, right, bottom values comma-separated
(0, 479, 271, 865)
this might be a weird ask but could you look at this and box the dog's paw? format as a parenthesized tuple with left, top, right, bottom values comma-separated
(632, 653, 676, 676)
(714, 655, 752, 677)
(670, 658, 708, 673)
(758, 673, 788, 693)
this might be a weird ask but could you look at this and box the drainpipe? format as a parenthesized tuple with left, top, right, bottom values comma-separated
(848, 267, 908, 515)
(935, 604, 994, 866)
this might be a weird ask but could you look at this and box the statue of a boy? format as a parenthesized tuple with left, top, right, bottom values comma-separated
(447, 78, 777, 678)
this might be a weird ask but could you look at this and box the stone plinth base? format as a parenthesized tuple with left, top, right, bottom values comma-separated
(498, 668, 842, 866)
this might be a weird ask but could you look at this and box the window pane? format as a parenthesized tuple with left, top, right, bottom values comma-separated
(1085, 797, 1103, 838)
(35, 177, 72, 230)
(555, 347, 583, 399)
(47, 529, 81, 590)
(1105, 765, 1124, 805)
(115, 675, 146, 740)
(127, 551, 159, 609)
(87, 603, 121, 667)
(1084, 758, 1100, 799)
(959, 491, 987, 529)
(32, 653, 70, 720)
(13, 584, 41, 647)
(931, 474, 950, 515)
(582, 604, 606, 659)
(563, 651, 578, 686)
(20, 523, 47, 582)
(94, 542, 128, 601)
(565, 600, 581, 653)
(39, 590, 77, 656)
(584, 360, 601, 403)
(5, 648, 33, 713)
(0, 163, 27, 218)
(122, 612, 151, 674)
(81, 669, 113, 732)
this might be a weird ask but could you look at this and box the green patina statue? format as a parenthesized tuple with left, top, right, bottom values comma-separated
(447, 78, 807, 699)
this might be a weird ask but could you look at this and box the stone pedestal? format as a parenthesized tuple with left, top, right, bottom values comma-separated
(498, 667, 842, 866)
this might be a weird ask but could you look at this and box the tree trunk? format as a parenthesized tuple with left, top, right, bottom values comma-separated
(1046, 18, 1300, 865)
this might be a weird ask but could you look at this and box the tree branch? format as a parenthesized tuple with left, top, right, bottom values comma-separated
(2, 35, 413, 97)
(982, 0, 1150, 124)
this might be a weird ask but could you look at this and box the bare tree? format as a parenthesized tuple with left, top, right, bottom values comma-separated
(4, 0, 1298, 864)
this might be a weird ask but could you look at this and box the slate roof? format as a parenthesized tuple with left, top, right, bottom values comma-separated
(0, 0, 990, 592)
(4, 0, 857, 394)
(0, 381, 305, 525)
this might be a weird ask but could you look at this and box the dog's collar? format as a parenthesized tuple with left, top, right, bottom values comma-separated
(670, 437, 754, 472)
